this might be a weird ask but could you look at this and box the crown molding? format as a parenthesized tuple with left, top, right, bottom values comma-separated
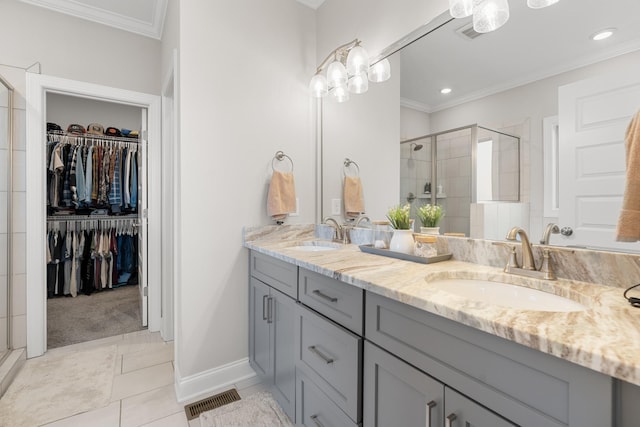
(20, 0, 167, 40)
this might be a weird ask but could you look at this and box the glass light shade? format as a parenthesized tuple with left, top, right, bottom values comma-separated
(332, 84, 350, 103)
(327, 60, 348, 87)
(449, 0, 473, 18)
(368, 58, 391, 82)
(309, 74, 328, 98)
(346, 45, 370, 76)
(348, 74, 369, 94)
(527, 0, 559, 8)
(473, 0, 510, 33)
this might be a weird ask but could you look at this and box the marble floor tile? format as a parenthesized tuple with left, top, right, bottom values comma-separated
(141, 411, 190, 427)
(121, 384, 184, 427)
(42, 401, 121, 427)
(122, 341, 174, 373)
(118, 331, 164, 355)
(111, 362, 174, 401)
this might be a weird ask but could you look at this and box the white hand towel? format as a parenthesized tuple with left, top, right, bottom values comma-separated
(616, 110, 640, 241)
(267, 170, 296, 222)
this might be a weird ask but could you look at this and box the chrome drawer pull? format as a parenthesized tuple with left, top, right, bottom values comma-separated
(267, 296, 273, 324)
(310, 414, 325, 427)
(446, 413, 457, 427)
(308, 345, 334, 364)
(312, 289, 338, 303)
(426, 400, 436, 427)
(262, 294, 268, 320)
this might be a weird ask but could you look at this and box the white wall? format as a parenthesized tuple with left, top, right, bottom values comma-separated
(0, 0, 162, 351)
(176, 0, 316, 396)
(46, 93, 142, 131)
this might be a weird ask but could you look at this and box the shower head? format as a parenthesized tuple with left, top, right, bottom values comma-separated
(410, 143, 423, 151)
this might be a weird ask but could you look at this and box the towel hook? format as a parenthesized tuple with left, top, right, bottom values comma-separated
(272, 150, 294, 173)
(343, 158, 360, 177)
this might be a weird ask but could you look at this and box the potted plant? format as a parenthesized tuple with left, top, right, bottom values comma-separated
(386, 204, 414, 254)
(417, 204, 444, 234)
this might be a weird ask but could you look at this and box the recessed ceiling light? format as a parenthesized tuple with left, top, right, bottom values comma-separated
(591, 28, 615, 41)
(441, 87, 452, 94)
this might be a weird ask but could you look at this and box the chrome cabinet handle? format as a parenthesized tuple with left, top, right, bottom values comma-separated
(262, 294, 268, 320)
(267, 296, 273, 324)
(310, 414, 325, 427)
(446, 413, 457, 427)
(312, 289, 338, 303)
(426, 400, 436, 427)
(308, 345, 334, 364)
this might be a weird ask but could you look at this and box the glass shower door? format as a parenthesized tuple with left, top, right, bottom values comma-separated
(0, 75, 13, 363)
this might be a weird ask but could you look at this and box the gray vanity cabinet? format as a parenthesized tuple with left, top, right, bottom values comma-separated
(249, 252, 297, 421)
(365, 292, 614, 427)
(363, 341, 444, 427)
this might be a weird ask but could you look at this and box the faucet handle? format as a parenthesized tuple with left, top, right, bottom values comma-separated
(492, 242, 519, 270)
(538, 249, 556, 280)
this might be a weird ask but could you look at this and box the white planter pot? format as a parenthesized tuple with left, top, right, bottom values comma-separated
(389, 229, 415, 255)
(420, 226, 440, 235)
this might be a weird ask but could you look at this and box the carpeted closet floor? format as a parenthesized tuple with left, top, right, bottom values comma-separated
(47, 285, 144, 349)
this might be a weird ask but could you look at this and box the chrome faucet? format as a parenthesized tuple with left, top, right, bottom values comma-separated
(540, 223, 560, 245)
(322, 217, 343, 242)
(502, 226, 556, 280)
(505, 227, 536, 270)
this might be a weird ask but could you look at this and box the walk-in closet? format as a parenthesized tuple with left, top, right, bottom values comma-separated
(44, 94, 147, 349)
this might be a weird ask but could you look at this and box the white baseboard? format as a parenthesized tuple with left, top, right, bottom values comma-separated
(175, 357, 257, 402)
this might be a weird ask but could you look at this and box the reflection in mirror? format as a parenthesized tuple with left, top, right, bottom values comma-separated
(391, 0, 640, 250)
(0, 74, 13, 364)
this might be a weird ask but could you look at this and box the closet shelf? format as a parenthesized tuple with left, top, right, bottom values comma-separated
(47, 130, 140, 144)
(47, 214, 138, 222)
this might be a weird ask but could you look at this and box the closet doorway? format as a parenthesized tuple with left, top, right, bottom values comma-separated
(25, 74, 163, 358)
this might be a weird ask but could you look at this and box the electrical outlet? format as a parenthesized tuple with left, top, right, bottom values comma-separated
(290, 198, 299, 216)
(331, 198, 341, 215)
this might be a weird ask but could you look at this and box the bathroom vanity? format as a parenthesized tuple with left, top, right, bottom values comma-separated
(245, 225, 640, 427)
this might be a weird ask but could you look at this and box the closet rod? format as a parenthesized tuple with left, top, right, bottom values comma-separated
(47, 131, 141, 144)
(47, 214, 138, 222)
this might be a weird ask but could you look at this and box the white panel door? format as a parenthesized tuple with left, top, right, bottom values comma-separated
(558, 70, 640, 251)
(138, 109, 148, 326)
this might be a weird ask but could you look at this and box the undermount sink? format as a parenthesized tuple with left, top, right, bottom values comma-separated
(428, 278, 587, 312)
(288, 241, 341, 251)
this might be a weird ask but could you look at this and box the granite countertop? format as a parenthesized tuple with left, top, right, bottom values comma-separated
(243, 224, 640, 387)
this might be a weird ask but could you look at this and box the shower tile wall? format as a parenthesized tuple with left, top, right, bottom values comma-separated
(436, 129, 471, 236)
(0, 66, 27, 350)
(400, 138, 432, 225)
(0, 100, 7, 353)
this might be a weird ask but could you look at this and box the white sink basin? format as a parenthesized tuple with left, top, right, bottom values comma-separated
(289, 241, 341, 251)
(429, 279, 586, 312)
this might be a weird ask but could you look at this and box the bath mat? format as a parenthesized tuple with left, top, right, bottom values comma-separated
(199, 391, 293, 427)
(0, 344, 117, 427)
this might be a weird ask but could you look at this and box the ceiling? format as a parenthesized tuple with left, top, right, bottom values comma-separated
(19, 0, 168, 39)
(296, 0, 325, 9)
(400, 0, 640, 112)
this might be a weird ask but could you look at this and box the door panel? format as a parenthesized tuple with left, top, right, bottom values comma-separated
(249, 278, 271, 381)
(445, 387, 516, 427)
(559, 70, 640, 251)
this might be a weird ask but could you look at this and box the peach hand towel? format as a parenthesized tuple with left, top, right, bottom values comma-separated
(344, 175, 365, 218)
(616, 111, 640, 241)
(267, 170, 296, 222)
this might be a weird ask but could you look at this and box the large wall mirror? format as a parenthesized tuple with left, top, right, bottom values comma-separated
(321, 0, 640, 252)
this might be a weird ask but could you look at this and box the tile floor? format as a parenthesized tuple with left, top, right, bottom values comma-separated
(1, 330, 267, 427)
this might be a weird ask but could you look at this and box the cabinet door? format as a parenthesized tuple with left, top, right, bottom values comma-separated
(272, 288, 296, 421)
(364, 341, 444, 427)
(444, 387, 516, 427)
(249, 277, 272, 382)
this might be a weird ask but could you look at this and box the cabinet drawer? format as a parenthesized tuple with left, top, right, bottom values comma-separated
(295, 303, 362, 423)
(296, 368, 358, 427)
(250, 251, 298, 299)
(298, 268, 363, 334)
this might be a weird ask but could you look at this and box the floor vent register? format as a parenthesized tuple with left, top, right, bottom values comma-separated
(184, 388, 242, 420)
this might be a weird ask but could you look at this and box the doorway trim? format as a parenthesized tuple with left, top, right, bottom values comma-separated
(25, 73, 162, 358)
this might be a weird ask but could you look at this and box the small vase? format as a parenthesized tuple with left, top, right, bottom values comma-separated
(389, 229, 415, 255)
(420, 226, 440, 235)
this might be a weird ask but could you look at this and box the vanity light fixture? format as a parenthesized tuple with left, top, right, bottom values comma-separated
(447, 0, 561, 33)
(309, 39, 391, 102)
(591, 28, 615, 41)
